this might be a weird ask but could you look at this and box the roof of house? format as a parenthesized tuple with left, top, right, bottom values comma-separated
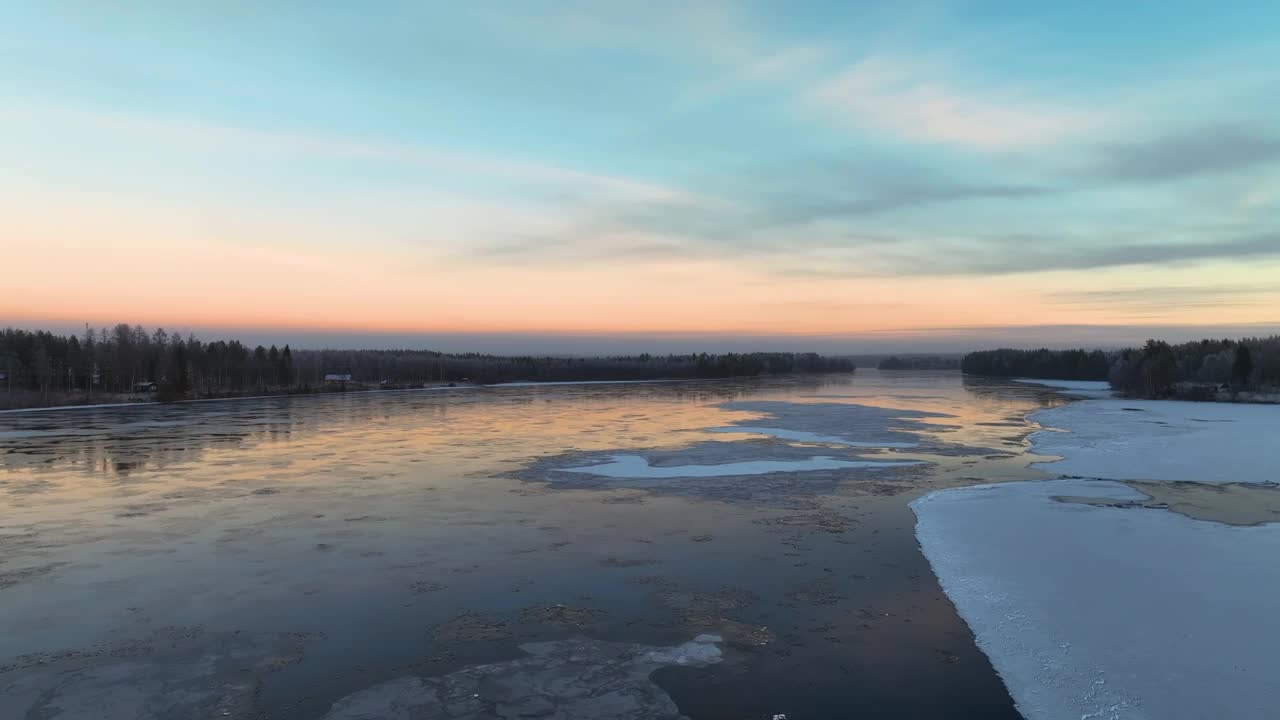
(324, 373, 353, 381)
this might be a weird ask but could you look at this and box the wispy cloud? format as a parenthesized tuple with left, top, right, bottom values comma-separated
(1047, 284, 1279, 311)
(1239, 179, 1280, 210)
(459, 159, 1054, 267)
(741, 46, 830, 81)
(495, 0, 759, 65)
(741, 231, 1280, 280)
(753, 178, 1048, 224)
(5, 103, 697, 205)
(1089, 126, 1280, 182)
(806, 55, 1091, 150)
(885, 233, 1280, 276)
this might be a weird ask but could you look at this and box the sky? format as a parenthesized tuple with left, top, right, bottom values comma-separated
(2, 1, 1278, 352)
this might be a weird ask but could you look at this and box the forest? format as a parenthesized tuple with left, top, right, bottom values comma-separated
(962, 337, 1280, 400)
(0, 325, 855, 409)
(959, 348, 1112, 380)
(1107, 337, 1279, 399)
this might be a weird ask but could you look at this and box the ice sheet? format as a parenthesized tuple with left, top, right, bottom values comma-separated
(1029, 398, 1280, 484)
(562, 453, 920, 479)
(913, 478, 1280, 720)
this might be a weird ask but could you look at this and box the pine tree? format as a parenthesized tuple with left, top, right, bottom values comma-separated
(1233, 345, 1253, 388)
(281, 345, 294, 388)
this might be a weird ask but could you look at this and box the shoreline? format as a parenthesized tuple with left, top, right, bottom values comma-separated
(0, 377, 716, 415)
(1000, 375, 1280, 404)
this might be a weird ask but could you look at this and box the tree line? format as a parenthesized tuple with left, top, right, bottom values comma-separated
(962, 336, 1280, 399)
(877, 355, 961, 370)
(959, 348, 1112, 381)
(1107, 337, 1278, 399)
(0, 325, 855, 408)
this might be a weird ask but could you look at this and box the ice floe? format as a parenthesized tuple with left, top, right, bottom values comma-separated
(913, 478, 1280, 720)
(706, 426, 918, 448)
(323, 634, 724, 719)
(1029, 398, 1280, 484)
(562, 453, 920, 479)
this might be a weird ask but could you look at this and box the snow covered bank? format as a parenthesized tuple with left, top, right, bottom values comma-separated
(1029, 399, 1280, 484)
(563, 453, 920, 479)
(913, 479, 1280, 720)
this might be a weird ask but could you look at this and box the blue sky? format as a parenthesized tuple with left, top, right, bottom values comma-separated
(2, 2, 1278, 350)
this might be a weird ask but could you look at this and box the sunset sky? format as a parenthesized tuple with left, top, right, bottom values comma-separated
(3, 2, 1278, 352)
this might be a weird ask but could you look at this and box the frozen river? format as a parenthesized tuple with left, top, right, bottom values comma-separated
(4, 371, 1261, 719)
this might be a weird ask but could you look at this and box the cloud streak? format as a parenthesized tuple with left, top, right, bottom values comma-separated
(6, 103, 696, 204)
(1089, 126, 1280, 182)
(1048, 284, 1280, 305)
(806, 55, 1091, 150)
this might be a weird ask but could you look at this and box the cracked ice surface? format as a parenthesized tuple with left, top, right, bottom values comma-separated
(562, 453, 920, 479)
(1029, 398, 1280, 484)
(322, 634, 724, 720)
(913, 479, 1280, 720)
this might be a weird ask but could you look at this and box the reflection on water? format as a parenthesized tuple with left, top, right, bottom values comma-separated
(0, 371, 1068, 719)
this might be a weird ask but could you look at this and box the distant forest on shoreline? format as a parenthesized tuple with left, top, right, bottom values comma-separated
(962, 337, 1280, 401)
(0, 325, 855, 409)
(876, 355, 961, 371)
(6, 324, 1278, 409)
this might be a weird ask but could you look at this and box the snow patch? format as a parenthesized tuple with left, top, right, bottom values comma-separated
(561, 453, 920, 479)
(913, 479, 1280, 720)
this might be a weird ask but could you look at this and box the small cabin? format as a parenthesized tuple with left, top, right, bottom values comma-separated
(133, 381, 158, 393)
(323, 373, 353, 384)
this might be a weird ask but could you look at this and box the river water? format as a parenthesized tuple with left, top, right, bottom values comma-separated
(0, 371, 1071, 719)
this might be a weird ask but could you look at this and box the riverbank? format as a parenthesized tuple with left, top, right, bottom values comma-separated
(0, 378, 718, 414)
(1010, 376, 1280, 404)
(0, 383, 463, 413)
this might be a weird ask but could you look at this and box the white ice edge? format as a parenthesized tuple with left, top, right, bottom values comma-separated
(562, 453, 921, 478)
(706, 426, 918, 448)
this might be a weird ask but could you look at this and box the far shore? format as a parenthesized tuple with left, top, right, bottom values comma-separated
(0, 377, 713, 414)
